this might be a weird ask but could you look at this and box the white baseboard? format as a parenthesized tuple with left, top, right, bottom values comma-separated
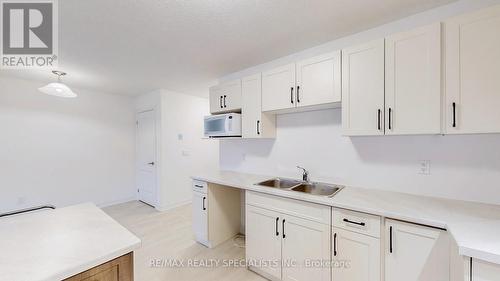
(156, 199, 192, 212)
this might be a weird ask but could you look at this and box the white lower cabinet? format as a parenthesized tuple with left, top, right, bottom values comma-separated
(472, 259, 500, 281)
(246, 192, 331, 281)
(385, 219, 450, 281)
(192, 191, 208, 246)
(246, 205, 282, 280)
(282, 215, 330, 281)
(192, 180, 241, 249)
(332, 227, 380, 281)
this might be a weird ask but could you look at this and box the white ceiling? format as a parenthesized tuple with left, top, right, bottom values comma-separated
(1, 0, 456, 97)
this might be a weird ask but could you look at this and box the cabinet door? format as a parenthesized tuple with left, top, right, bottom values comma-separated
(64, 253, 133, 281)
(282, 215, 330, 281)
(242, 74, 262, 138)
(246, 205, 282, 280)
(342, 39, 385, 136)
(192, 192, 208, 246)
(385, 23, 442, 135)
(445, 5, 500, 134)
(473, 259, 500, 281)
(385, 219, 450, 281)
(262, 63, 296, 112)
(296, 51, 341, 108)
(209, 85, 224, 114)
(221, 79, 242, 112)
(332, 227, 380, 281)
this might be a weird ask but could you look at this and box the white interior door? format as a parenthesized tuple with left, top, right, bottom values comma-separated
(136, 110, 157, 206)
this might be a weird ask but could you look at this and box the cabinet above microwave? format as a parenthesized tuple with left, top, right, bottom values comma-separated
(209, 80, 242, 114)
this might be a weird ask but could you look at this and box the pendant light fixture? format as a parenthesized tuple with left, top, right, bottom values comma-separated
(38, 70, 77, 98)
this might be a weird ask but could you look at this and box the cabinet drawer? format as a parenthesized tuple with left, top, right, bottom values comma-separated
(246, 191, 331, 225)
(192, 180, 208, 194)
(333, 208, 381, 238)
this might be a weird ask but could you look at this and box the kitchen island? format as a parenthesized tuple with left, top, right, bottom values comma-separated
(0, 203, 141, 281)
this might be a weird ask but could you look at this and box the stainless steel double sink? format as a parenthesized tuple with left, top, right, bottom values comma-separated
(255, 178, 343, 197)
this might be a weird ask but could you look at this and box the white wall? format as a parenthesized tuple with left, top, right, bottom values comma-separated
(0, 76, 136, 213)
(220, 110, 500, 205)
(136, 90, 219, 211)
(219, 0, 500, 205)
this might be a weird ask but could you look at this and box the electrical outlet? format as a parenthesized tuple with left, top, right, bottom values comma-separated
(419, 160, 431, 175)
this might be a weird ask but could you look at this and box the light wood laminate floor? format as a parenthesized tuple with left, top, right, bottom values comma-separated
(104, 201, 266, 281)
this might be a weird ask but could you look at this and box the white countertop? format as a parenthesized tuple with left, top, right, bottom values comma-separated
(192, 170, 500, 265)
(0, 203, 141, 281)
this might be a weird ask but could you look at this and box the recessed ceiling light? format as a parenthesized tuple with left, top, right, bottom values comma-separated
(38, 71, 77, 98)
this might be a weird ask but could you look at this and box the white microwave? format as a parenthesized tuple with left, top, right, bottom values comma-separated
(204, 113, 242, 138)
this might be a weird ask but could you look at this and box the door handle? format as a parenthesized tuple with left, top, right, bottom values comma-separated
(452, 102, 457, 128)
(223, 95, 227, 108)
(290, 87, 294, 104)
(148, 162, 155, 166)
(388, 108, 392, 130)
(282, 219, 286, 239)
(257, 120, 260, 135)
(296, 86, 300, 103)
(202, 197, 206, 210)
(220, 96, 223, 108)
(275, 217, 279, 236)
(389, 226, 393, 253)
(343, 218, 366, 226)
(378, 109, 382, 131)
(333, 233, 337, 256)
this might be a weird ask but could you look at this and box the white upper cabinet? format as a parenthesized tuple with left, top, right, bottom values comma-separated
(262, 52, 342, 113)
(385, 219, 450, 281)
(242, 74, 276, 139)
(385, 23, 442, 135)
(296, 51, 342, 108)
(262, 63, 296, 112)
(342, 39, 385, 136)
(445, 5, 500, 134)
(209, 79, 242, 114)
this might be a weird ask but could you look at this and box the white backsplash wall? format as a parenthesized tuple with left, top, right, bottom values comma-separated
(220, 109, 500, 205)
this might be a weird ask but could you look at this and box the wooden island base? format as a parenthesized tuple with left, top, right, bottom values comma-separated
(64, 253, 133, 281)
